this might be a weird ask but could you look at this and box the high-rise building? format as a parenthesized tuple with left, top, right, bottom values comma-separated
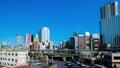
(100, 1, 118, 19)
(60, 41, 66, 50)
(39, 27, 50, 43)
(100, 1, 120, 46)
(16, 35, 23, 47)
(92, 34, 100, 50)
(48, 41, 53, 53)
(1, 42, 11, 49)
(85, 32, 91, 50)
(60, 40, 69, 50)
(70, 37, 78, 50)
(79, 35, 86, 50)
(25, 34, 33, 42)
(25, 34, 33, 48)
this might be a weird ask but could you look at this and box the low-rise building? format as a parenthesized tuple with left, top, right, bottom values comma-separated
(103, 52, 120, 68)
(0, 50, 28, 67)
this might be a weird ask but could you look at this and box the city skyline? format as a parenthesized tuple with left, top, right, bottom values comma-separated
(0, 0, 120, 46)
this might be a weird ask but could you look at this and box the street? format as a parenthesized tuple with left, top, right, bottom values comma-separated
(52, 61, 81, 68)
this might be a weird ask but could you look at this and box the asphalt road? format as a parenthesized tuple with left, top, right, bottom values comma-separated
(27, 60, 82, 68)
(52, 61, 81, 68)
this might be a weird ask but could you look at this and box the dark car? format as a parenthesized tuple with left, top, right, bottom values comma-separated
(73, 60, 80, 65)
(66, 61, 74, 68)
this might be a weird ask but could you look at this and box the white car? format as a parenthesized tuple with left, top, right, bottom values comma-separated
(93, 64, 106, 68)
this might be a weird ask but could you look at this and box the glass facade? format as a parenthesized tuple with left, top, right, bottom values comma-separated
(100, 15, 120, 46)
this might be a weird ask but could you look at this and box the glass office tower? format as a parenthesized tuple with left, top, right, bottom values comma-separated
(100, 1, 120, 46)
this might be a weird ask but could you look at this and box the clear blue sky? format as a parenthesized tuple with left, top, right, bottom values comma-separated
(0, 0, 119, 46)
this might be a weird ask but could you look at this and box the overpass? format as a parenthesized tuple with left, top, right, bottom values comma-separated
(47, 53, 79, 61)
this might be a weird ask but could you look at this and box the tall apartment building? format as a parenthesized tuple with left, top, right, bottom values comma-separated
(39, 27, 50, 43)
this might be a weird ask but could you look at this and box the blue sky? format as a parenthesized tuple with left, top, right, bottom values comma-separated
(0, 0, 119, 46)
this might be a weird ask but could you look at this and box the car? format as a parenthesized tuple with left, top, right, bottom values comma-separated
(75, 61, 80, 65)
(65, 61, 75, 68)
(73, 60, 80, 65)
(66, 61, 72, 65)
(93, 64, 106, 68)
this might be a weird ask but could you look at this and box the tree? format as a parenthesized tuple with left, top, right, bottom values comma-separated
(44, 64, 50, 68)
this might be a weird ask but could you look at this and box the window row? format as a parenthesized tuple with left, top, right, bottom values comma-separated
(1, 63, 16, 66)
(0, 53, 18, 56)
(0, 58, 18, 62)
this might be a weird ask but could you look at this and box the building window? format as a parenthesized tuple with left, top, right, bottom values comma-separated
(11, 64, 13, 66)
(8, 58, 10, 61)
(15, 53, 18, 56)
(12, 59, 14, 61)
(114, 56, 120, 60)
(5, 53, 7, 55)
(8, 53, 10, 55)
(12, 53, 14, 56)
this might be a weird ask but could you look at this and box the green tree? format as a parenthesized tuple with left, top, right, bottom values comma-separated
(44, 64, 50, 68)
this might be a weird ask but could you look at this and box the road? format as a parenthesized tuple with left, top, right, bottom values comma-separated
(52, 61, 81, 68)
(27, 60, 82, 68)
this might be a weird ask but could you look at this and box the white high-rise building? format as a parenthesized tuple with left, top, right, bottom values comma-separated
(39, 27, 50, 43)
